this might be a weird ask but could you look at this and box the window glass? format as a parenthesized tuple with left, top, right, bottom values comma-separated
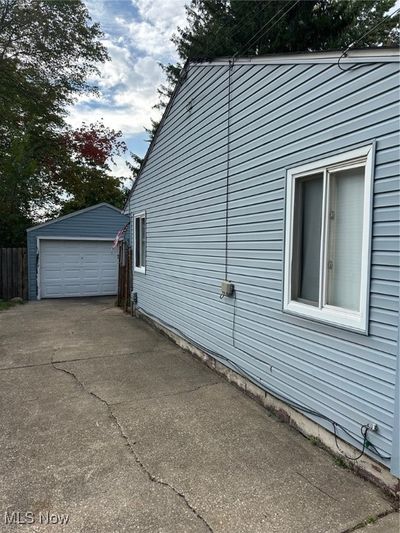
(326, 167, 364, 311)
(141, 217, 146, 267)
(135, 216, 141, 268)
(292, 174, 323, 305)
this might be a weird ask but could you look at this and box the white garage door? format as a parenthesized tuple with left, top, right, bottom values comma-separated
(39, 240, 118, 298)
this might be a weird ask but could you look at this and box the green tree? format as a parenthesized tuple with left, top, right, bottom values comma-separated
(0, 0, 107, 126)
(146, 0, 399, 138)
(173, 0, 398, 68)
(0, 0, 109, 246)
(58, 168, 128, 216)
(125, 152, 144, 183)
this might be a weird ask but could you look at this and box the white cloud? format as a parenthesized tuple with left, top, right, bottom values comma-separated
(67, 1, 187, 175)
(99, 40, 133, 88)
(110, 155, 135, 182)
(117, 18, 176, 57)
(67, 103, 157, 136)
(133, 0, 187, 36)
(117, 0, 187, 58)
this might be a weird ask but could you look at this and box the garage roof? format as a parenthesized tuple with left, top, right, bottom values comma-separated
(27, 203, 123, 233)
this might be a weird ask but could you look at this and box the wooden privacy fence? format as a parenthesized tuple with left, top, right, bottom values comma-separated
(117, 241, 132, 312)
(0, 248, 28, 300)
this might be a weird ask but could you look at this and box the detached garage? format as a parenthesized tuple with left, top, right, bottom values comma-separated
(27, 203, 128, 300)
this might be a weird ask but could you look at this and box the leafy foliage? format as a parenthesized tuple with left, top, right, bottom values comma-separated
(0, 0, 108, 140)
(126, 153, 144, 182)
(64, 123, 127, 167)
(0, 0, 128, 246)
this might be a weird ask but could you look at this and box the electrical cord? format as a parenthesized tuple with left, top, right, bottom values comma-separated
(134, 305, 391, 462)
(333, 423, 369, 461)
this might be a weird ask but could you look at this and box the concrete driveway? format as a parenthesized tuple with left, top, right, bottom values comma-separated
(0, 298, 397, 532)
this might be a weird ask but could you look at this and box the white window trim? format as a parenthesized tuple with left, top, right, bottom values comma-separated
(133, 211, 146, 274)
(283, 145, 374, 333)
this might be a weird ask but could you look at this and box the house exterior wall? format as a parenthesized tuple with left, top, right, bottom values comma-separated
(129, 57, 400, 476)
(27, 204, 128, 300)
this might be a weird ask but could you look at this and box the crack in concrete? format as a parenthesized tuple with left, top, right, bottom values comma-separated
(295, 471, 340, 502)
(110, 381, 221, 406)
(51, 361, 214, 533)
(0, 349, 159, 372)
(340, 508, 398, 533)
(0, 361, 50, 371)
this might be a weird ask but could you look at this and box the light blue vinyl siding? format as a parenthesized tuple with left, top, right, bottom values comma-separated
(130, 58, 400, 475)
(27, 204, 128, 300)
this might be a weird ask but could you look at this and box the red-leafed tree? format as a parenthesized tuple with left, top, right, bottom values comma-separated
(64, 122, 127, 167)
(56, 122, 129, 216)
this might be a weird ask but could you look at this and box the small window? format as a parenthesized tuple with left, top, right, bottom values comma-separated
(134, 212, 146, 273)
(284, 146, 373, 332)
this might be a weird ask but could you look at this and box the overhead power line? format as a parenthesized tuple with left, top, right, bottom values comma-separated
(235, 0, 301, 59)
(233, 0, 290, 58)
(338, 6, 400, 71)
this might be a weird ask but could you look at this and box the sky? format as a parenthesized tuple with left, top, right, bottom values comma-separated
(68, 0, 188, 180)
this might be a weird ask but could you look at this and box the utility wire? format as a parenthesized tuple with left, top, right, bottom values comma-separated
(190, 0, 300, 101)
(233, 0, 290, 58)
(338, 7, 400, 71)
(211, 2, 303, 282)
(210, 0, 272, 59)
(190, 0, 271, 62)
(235, 0, 301, 59)
(224, 59, 233, 280)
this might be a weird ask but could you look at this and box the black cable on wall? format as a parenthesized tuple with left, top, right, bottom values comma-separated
(224, 60, 234, 281)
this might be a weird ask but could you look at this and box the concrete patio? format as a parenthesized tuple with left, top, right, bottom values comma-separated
(0, 298, 397, 532)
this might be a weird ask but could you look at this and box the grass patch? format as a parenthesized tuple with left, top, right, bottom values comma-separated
(0, 300, 14, 311)
(0, 299, 23, 312)
(334, 456, 349, 469)
(309, 436, 322, 446)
